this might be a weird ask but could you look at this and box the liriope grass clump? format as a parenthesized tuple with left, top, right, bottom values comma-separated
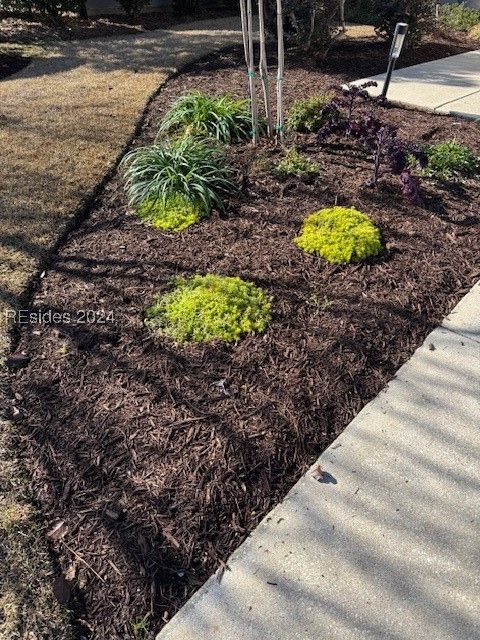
(295, 206, 383, 264)
(423, 140, 478, 180)
(158, 91, 255, 144)
(146, 275, 272, 344)
(121, 137, 236, 231)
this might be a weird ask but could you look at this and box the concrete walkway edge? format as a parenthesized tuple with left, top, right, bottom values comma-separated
(157, 280, 480, 640)
(352, 50, 480, 120)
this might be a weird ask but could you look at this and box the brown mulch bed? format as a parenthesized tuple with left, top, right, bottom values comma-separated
(8, 44, 480, 639)
(323, 25, 480, 75)
(0, 51, 29, 78)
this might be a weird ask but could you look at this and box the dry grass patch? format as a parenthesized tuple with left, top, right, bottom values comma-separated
(0, 17, 243, 639)
(0, 18, 243, 356)
(0, 58, 167, 353)
(343, 23, 378, 39)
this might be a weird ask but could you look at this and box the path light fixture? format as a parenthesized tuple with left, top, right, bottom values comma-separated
(381, 22, 409, 100)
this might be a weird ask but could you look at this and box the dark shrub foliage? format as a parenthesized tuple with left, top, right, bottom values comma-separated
(375, 0, 437, 48)
(344, 0, 379, 24)
(172, 0, 199, 14)
(117, 0, 149, 20)
(264, 0, 342, 59)
(0, 0, 77, 17)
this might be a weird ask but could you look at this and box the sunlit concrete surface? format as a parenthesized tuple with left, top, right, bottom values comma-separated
(353, 50, 480, 120)
(158, 284, 480, 640)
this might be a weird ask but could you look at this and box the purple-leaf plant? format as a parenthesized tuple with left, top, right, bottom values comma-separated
(318, 81, 379, 140)
(355, 114, 427, 206)
(317, 86, 428, 205)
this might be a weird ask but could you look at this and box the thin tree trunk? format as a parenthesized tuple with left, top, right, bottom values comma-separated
(258, 0, 273, 137)
(246, 0, 259, 145)
(340, 0, 346, 32)
(306, 6, 316, 50)
(239, 0, 249, 64)
(78, 0, 88, 19)
(276, 0, 285, 144)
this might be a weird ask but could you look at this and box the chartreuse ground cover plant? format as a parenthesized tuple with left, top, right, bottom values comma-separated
(136, 193, 205, 232)
(158, 92, 255, 144)
(422, 140, 479, 180)
(276, 148, 321, 178)
(121, 137, 236, 231)
(295, 206, 383, 264)
(145, 274, 272, 344)
(287, 94, 334, 133)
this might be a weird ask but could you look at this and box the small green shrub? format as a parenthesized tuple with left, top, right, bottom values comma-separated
(376, 0, 436, 48)
(424, 140, 478, 179)
(276, 148, 321, 178)
(159, 92, 255, 144)
(287, 95, 334, 133)
(145, 274, 272, 344)
(295, 206, 383, 264)
(121, 136, 236, 214)
(439, 2, 480, 32)
(117, 0, 149, 19)
(345, 0, 379, 24)
(137, 193, 205, 232)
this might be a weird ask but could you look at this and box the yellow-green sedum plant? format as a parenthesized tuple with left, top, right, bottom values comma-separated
(295, 206, 383, 264)
(145, 274, 272, 344)
(137, 193, 206, 232)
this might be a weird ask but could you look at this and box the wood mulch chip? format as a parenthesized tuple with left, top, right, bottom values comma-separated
(9, 43, 480, 639)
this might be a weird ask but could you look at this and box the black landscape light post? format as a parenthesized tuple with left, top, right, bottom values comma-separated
(381, 22, 409, 100)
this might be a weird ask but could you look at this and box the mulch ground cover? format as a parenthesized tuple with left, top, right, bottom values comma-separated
(8, 41, 480, 639)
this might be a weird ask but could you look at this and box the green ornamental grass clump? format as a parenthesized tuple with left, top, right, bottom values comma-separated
(137, 193, 206, 232)
(287, 94, 333, 133)
(146, 274, 272, 344)
(121, 136, 236, 231)
(424, 140, 478, 180)
(295, 206, 383, 264)
(276, 148, 321, 178)
(158, 91, 255, 144)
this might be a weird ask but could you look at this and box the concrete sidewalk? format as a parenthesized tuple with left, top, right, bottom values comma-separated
(354, 50, 480, 119)
(158, 281, 480, 640)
